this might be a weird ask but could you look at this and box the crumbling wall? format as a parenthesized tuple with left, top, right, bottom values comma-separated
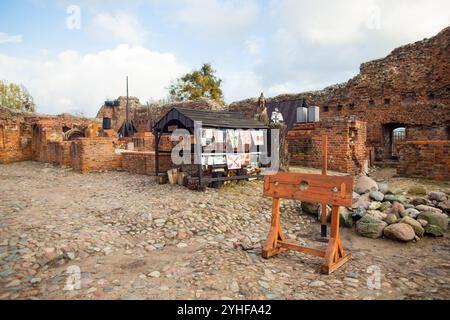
(70, 137, 122, 173)
(397, 141, 450, 181)
(122, 151, 172, 176)
(230, 27, 450, 162)
(287, 120, 367, 174)
(96, 97, 226, 133)
(0, 119, 32, 163)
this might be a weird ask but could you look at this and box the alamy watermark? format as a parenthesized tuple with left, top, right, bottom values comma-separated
(66, 5, 81, 30)
(169, 122, 281, 175)
(367, 265, 381, 290)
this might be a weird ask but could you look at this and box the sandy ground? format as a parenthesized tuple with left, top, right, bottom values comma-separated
(0, 161, 449, 300)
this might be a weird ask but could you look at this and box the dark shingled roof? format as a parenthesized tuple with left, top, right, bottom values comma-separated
(153, 107, 268, 132)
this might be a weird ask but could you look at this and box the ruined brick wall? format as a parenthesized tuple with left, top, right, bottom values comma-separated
(96, 98, 226, 133)
(96, 96, 142, 132)
(397, 141, 450, 181)
(122, 151, 173, 176)
(287, 120, 367, 174)
(70, 137, 122, 173)
(132, 132, 154, 152)
(230, 27, 450, 162)
(0, 119, 32, 163)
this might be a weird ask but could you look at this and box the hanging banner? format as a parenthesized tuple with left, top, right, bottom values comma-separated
(214, 130, 224, 143)
(205, 129, 213, 139)
(214, 156, 225, 165)
(227, 154, 242, 170)
(251, 130, 264, 146)
(240, 130, 252, 145)
(240, 153, 251, 166)
(227, 130, 238, 148)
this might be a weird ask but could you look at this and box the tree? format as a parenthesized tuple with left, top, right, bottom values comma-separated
(0, 80, 36, 112)
(169, 63, 224, 105)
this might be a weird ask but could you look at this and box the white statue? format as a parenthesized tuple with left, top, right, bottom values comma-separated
(271, 108, 284, 124)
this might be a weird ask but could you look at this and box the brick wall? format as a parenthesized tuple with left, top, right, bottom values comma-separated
(70, 137, 122, 173)
(397, 140, 450, 180)
(229, 27, 450, 162)
(287, 120, 367, 174)
(122, 151, 173, 176)
(0, 120, 32, 163)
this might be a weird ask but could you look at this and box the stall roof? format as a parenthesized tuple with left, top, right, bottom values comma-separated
(153, 107, 269, 132)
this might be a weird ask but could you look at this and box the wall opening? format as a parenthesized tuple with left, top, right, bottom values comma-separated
(391, 127, 406, 158)
(382, 124, 406, 160)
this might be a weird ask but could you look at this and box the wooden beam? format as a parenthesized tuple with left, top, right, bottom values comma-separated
(277, 241, 326, 258)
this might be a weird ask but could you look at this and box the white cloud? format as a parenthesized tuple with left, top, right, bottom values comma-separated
(176, 0, 260, 38)
(221, 70, 262, 102)
(0, 32, 23, 44)
(244, 36, 263, 56)
(270, 0, 450, 47)
(90, 12, 147, 45)
(0, 45, 188, 116)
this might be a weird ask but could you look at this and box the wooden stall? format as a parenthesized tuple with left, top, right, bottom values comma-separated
(152, 107, 270, 190)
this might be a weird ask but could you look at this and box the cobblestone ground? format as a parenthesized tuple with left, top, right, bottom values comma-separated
(0, 161, 449, 300)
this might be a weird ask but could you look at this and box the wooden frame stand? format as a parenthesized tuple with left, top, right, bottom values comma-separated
(261, 172, 354, 274)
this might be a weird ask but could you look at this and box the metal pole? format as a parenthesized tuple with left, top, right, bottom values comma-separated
(126, 76, 129, 124)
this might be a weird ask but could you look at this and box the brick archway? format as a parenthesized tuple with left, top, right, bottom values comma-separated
(64, 128, 85, 141)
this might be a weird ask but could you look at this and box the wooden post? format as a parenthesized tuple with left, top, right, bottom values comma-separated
(321, 135, 328, 237)
(155, 132, 160, 176)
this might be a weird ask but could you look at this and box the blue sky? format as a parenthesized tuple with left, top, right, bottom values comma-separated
(0, 0, 449, 116)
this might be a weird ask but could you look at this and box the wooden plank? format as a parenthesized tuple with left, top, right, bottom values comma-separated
(263, 173, 353, 206)
(277, 241, 326, 258)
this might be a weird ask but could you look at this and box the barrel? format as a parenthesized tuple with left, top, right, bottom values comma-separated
(102, 117, 112, 130)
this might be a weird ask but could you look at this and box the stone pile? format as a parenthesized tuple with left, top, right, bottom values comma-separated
(300, 175, 449, 242)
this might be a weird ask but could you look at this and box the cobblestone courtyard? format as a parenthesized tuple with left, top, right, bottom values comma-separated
(0, 162, 449, 300)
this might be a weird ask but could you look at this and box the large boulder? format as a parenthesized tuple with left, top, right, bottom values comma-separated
(379, 202, 392, 212)
(377, 183, 391, 194)
(369, 201, 382, 210)
(301, 202, 320, 216)
(410, 197, 430, 206)
(400, 216, 425, 237)
(340, 207, 353, 228)
(407, 186, 427, 196)
(383, 223, 415, 242)
(438, 199, 450, 214)
(354, 176, 378, 195)
(384, 214, 398, 225)
(400, 208, 420, 219)
(384, 194, 402, 203)
(367, 210, 387, 221)
(369, 191, 385, 202)
(352, 193, 371, 210)
(429, 191, 448, 202)
(424, 224, 445, 237)
(352, 208, 367, 221)
(416, 205, 442, 214)
(356, 215, 387, 239)
(384, 202, 405, 218)
(417, 211, 449, 232)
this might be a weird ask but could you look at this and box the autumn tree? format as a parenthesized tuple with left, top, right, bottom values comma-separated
(0, 80, 36, 112)
(169, 63, 224, 105)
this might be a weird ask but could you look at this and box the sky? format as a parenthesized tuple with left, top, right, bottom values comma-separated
(0, 0, 449, 117)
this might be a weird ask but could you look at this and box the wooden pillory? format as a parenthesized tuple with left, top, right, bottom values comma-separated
(262, 136, 354, 274)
